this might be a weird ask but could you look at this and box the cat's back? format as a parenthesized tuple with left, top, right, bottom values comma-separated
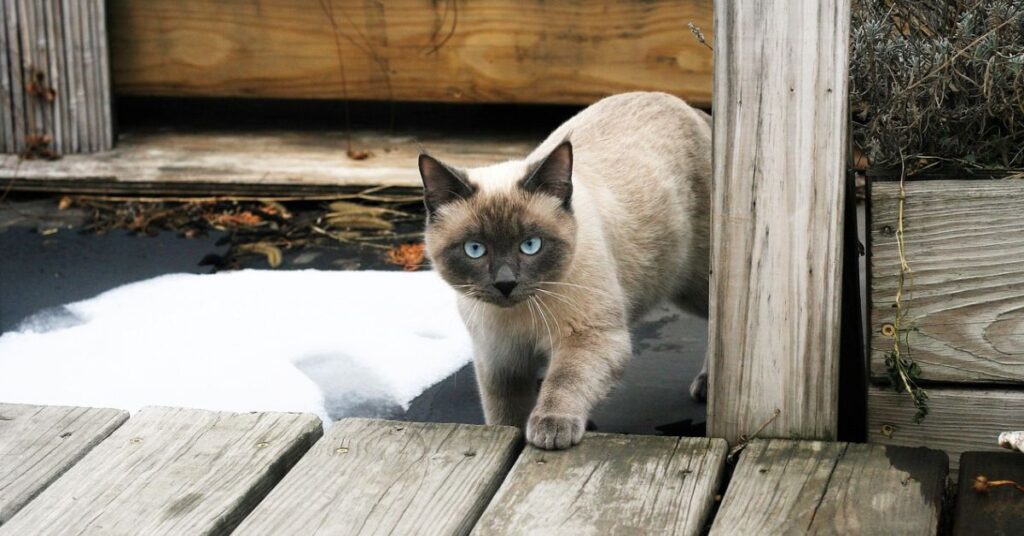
(533, 92, 712, 317)
(531, 92, 710, 186)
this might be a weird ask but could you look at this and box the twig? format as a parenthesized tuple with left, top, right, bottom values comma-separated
(688, 22, 713, 51)
(727, 409, 781, 462)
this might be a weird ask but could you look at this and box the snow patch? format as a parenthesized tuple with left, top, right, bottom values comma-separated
(0, 270, 472, 423)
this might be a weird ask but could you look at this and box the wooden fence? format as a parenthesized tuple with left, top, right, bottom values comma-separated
(867, 179, 1024, 469)
(0, 0, 113, 154)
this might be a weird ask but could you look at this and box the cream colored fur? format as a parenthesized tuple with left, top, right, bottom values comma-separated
(438, 92, 711, 449)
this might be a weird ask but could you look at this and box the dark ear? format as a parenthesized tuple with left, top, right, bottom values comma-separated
(418, 153, 475, 217)
(522, 141, 573, 210)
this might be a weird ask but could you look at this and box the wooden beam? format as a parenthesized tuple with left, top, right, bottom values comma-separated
(235, 419, 520, 536)
(953, 451, 1024, 534)
(473, 435, 727, 535)
(106, 0, 714, 106)
(869, 180, 1024, 383)
(868, 385, 1024, 473)
(0, 127, 539, 195)
(0, 407, 321, 534)
(707, 0, 850, 442)
(0, 404, 128, 524)
(710, 440, 947, 535)
(0, 0, 113, 154)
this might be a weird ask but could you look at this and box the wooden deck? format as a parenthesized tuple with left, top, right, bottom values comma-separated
(0, 403, 1006, 535)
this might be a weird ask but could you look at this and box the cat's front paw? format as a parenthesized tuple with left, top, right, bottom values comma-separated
(526, 412, 585, 450)
(689, 372, 708, 402)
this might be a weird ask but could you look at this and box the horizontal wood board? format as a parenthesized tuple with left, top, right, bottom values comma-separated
(472, 434, 727, 536)
(107, 0, 713, 106)
(953, 451, 1024, 535)
(0, 404, 127, 524)
(867, 385, 1024, 473)
(0, 407, 321, 535)
(0, 128, 539, 194)
(234, 419, 521, 536)
(870, 180, 1024, 383)
(710, 439, 947, 535)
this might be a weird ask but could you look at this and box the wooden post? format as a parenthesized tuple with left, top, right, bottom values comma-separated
(707, 0, 850, 443)
(0, 0, 113, 155)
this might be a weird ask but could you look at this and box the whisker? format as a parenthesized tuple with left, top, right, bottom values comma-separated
(534, 288, 585, 316)
(532, 296, 555, 351)
(526, 297, 538, 333)
(537, 281, 616, 298)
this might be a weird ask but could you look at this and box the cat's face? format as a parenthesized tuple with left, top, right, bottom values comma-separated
(419, 142, 577, 307)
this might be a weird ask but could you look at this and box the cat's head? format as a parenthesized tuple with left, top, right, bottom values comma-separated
(418, 142, 577, 307)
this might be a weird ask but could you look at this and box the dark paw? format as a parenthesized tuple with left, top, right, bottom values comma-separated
(526, 412, 585, 450)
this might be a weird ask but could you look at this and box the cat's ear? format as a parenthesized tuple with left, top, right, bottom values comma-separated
(522, 141, 573, 210)
(418, 153, 475, 217)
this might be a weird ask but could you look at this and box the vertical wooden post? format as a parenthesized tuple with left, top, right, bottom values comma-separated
(707, 0, 851, 443)
(0, 0, 113, 155)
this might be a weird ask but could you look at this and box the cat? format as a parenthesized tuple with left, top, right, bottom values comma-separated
(419, 92, 711, 449)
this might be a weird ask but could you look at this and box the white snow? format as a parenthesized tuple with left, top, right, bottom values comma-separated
(0, 270, 473, 423)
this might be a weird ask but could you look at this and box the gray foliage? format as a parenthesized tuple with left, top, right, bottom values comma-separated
(851, 0, 1024, 170)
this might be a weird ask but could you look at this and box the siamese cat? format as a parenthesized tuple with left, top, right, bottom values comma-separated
(419, 92, 711, 449)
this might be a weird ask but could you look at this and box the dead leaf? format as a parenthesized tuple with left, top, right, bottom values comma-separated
(206, 211, 263, 227)
(237, 242, 283, 268)
(347, 149, 372, 160)
(386, 243, 426, 271)
(58, 196, 73, 210)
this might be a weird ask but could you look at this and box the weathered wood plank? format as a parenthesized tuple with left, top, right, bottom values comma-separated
(707, 0, 850, 441)
(953, 451, 1024, 535)
(710, 439, 947, 535)
(3, 0, 26, 152)
(107, 0, 714, 106)
(869, 180, 1024, 384)
(472, 435, 727, 536)
(0, 407, 322, 535)
(0, 127, 538, 193)
(1, 0, 112, 154)
(0, 404, 128, 525)
(0, 0, 14, 153)
(235, 419, 520, 536)
(868, 385, 1024, 473)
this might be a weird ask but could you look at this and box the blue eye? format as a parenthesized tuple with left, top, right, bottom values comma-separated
(520, 237, 542, 255)
(464, 241, 486, 258)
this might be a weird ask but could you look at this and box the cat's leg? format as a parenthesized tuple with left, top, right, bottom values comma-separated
(671, 293, 709, 403)
(527, 327, 631, 449)
(688, 356, 708, 402)
(472, 336, 540, 429)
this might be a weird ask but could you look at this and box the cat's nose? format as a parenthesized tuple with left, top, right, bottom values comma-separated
(493, 281, 517, 297)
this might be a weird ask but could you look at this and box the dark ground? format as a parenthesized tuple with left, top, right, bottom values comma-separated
(0, 195, 708, 436)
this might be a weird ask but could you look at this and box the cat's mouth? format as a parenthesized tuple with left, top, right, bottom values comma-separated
(463, 289, 532, 308)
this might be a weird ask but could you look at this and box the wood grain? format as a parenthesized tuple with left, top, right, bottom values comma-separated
(0, 404, 128, 525)
(107, 0, 714, 106)
(868, 385, 1024, 473)
(235, 418, 521, 536)
(472, 434, 727, 536)
(710, 439, 947, 535)
(0, 0, 112, 154)
(0, 407, 322, 536)
(0, 127, 539, 194)
(869, 180, 1024, 383)
(953, 451, 1024, 535)
(707, 0, 850, 442)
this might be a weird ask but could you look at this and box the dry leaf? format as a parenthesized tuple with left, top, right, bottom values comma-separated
(206, 211, 263, 227)
(387, 243, 426, 271)
(57, 196, 73, 210)
(347, 149, 372, 160)
(237, 242, 283, 268)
